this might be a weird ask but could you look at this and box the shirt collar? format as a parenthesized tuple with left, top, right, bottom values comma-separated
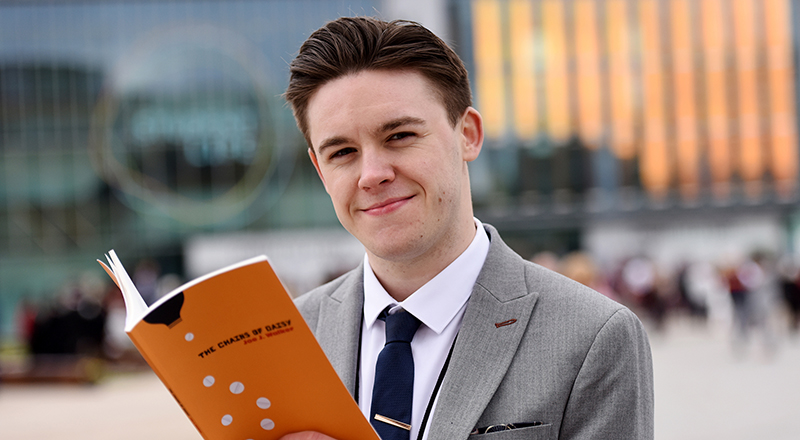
(363, 218, 490, 334)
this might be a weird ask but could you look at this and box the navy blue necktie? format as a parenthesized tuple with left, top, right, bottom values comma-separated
(370, 308, 421, 440)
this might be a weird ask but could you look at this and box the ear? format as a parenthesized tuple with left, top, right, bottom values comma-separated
(459, 107, 484, 162)
(308, 147, 329, 191)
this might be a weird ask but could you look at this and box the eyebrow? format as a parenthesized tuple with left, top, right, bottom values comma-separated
(316, 116, 427, 155)
(317, 136, 349, 155)
(376, 116, 426, 135)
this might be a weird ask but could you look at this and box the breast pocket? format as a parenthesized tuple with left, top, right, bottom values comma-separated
(469, 423, 553, 440)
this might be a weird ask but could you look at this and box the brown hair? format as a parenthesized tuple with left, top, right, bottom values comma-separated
(285, 16, 472, 146)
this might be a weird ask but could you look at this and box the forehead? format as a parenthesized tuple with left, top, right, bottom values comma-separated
(305, 70, 447, 145)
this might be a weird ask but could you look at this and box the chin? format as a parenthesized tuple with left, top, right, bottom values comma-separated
(367, 239, 428, 263)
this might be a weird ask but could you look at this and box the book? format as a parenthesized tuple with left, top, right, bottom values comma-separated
(98, 250, 378, 440)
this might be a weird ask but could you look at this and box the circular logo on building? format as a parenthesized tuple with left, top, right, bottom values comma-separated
(90, 24, 292, 226)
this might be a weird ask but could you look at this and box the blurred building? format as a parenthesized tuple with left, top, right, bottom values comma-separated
(467, 0, 800, 272)
(2, 0, 800, 337)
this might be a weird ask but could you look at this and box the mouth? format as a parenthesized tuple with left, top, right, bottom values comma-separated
(362, 196, 414, 215)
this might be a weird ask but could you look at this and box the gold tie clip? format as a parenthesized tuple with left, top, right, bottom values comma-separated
(374, 414, 412, 431)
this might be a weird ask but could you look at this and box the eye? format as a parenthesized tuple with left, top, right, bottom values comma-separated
(329, 147, 356, 160)
(387, 131, 416, 142)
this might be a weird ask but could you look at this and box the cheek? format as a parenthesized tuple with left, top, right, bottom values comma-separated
(324, 176, 354, 210)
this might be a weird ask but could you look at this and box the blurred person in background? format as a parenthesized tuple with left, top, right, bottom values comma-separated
(530, 250, 560, 273)
(559, 251, 618, 302)
(282, 16, 653, 440)
(679, 261, 731, 330)
(676, 263, 708, 320)
(729, 252, 780, 357)
(779, 255, 800, 335)
(6, 279, 108, 383)
(726, 260, 749, 335)
(616, 256, 667, 331)
(14, 297, 39, 348)
(28, 283, 105, 359)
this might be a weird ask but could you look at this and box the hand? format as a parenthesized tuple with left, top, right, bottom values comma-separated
(279, 431, 338, 440)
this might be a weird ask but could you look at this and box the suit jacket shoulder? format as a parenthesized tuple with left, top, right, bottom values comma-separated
(430, 224, 653, 439)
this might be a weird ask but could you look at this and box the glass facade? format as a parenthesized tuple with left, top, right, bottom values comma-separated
(466, 0, 800, 211)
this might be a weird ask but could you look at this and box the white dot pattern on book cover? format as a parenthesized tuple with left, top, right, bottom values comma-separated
(203, 377, 275, 432)
(185, 332, 194, 341)
(230, 381, 244, 394)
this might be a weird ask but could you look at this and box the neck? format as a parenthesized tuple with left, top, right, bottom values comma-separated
(367, 217, 477, 302)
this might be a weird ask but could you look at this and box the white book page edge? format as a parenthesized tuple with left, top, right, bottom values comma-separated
(106, 250, 149, 332)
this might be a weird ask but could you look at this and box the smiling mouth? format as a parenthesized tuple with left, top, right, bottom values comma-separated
(362, 196, 414, 214)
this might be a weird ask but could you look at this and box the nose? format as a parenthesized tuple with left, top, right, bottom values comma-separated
(358, 148, 395, 190)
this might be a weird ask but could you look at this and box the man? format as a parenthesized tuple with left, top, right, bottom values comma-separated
(283, 17, 653, 440)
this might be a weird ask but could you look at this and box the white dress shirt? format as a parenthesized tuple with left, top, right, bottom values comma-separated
(359, 218, 490, 440)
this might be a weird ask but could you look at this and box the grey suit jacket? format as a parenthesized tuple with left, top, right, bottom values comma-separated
(295, 224, 654, 439)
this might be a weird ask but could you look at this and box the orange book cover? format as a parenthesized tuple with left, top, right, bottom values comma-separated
(99, 250, 378, 440)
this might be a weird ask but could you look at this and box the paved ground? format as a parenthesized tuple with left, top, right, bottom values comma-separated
(1, 318, 799, 439)
(651, 319, 800, 440)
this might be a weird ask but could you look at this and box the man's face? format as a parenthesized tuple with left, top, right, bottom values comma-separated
(306, 69, 483, 265)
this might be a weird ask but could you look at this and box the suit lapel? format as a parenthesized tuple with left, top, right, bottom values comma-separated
(314, 265, 365, 397)
(426, 227, 539, 440)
